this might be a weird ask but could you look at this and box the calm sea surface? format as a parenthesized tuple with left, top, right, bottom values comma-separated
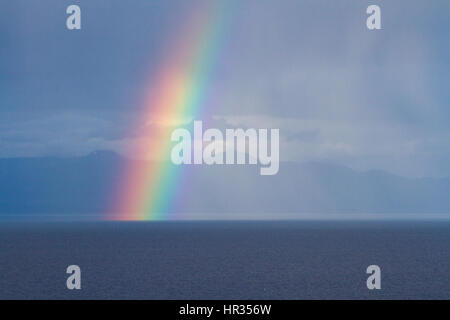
(0, 221, 449, 299)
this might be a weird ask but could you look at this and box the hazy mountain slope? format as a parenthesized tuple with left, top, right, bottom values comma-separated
(0, 151, 448, 219)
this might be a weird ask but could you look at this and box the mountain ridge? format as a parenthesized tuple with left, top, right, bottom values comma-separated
(0, 151, 449, 219)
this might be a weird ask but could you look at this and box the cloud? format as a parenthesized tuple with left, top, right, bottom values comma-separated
(0, 0, 449, 178)
(213, 114, 450, 177)
(0, 112, 115, 157)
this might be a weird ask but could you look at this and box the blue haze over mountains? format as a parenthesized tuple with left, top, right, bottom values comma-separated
(0, 151, 448, 220)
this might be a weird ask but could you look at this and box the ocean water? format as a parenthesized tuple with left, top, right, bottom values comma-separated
(0, 221, 449, 299)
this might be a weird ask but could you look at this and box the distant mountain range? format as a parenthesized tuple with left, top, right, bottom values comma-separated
(0, 151, 449, 220)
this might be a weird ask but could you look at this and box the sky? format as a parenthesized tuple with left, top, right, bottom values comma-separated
(1, 0, 449, 178)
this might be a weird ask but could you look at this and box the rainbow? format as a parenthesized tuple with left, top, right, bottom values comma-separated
(112, 1, 235, 220)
